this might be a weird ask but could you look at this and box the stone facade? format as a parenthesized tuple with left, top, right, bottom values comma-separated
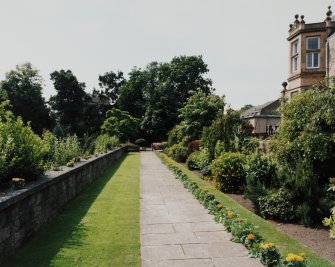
(284, 8, 335, 99)
(0, 147, 125, 264)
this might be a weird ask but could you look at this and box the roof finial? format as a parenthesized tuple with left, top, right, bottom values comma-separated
(327, 6, 332, 18)
(300, 15, 305, 23)
(294, 14, 299, 23)
(282, 81, 288, 90)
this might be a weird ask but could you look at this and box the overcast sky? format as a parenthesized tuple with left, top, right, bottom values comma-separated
(0, 0, 332, 108)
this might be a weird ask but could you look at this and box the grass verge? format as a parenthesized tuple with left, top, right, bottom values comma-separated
(157, 152, 335, 267)
(3, 152, 140, 267)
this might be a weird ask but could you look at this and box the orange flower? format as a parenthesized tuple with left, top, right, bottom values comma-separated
(247, 233, 255, 240)
(226, 211, 234, 218)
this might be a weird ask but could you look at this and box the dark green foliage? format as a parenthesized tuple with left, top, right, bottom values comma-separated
(49, 70, 87, 136)
(0, 104, 46, 185)
(101, 108, 139, 142)
(178, 92, 224, 140)
(244, 153, 277, 213)
(258, 188, 296, 222)
(211, 152, 246, 193)
(173, 145, 190, 163)
(239, 136, 259, 154)
(167, 125, 183, 146)
(186, 148, 211, 171)
(201, 108, 241, 160)
(98, 70, 125, 104)
(115, 68, 146, 119)
(94, 134, 119, 153)
(0, 63, 52, 135)
(186, 151, 201, 170)
(135, 138, 147, 147)
(277, 160, 330, 226)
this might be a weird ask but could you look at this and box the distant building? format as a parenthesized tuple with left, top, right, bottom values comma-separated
(283, 6, 335, 99)
(241, 100, 281, 135)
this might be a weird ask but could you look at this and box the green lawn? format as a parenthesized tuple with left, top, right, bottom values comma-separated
(157, 152, 335, 267)
(4, 152, 140, 267)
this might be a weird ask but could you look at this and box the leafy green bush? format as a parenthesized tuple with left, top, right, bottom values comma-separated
(94, 134, 119, 154)
(186, 148, 211, 171)
(186, 151, 201, 170)
(239, 137, 259, 154)
(0, 111, 46, 185)
(211, 152, 246, 193)
(258, 188, 296, 222)
(323, 178, 335, 239)
(11, 178, 26, 190)
(49, 135, 82, 166)
(244, 153, 277, 213)
(214, 140, 225, 158)
(173, 145, 189, 162)
(135, 138, 147, 148)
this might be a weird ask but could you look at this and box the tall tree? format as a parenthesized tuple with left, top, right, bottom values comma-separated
(98, 70, 125, 104)
(116, 68, 146, 119)
(49, 70, 87, 136)
(178, 92, 224, 140)
(0, 63, 52, 134)
(101, 108, 139, 142)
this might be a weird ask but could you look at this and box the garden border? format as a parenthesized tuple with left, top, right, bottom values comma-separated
(0, 147, 126, 264)
(156, 152, 335, 267)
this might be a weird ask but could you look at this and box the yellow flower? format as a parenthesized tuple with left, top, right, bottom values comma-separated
(217, 204, 223, 209)
(299, 253, 305, 257)
(286, 253, 304, 263)
(260, 242, 275, 249)
(236, 217, 242, 222)
(247, 233, 255, 240)
(226, 211, 234, 218)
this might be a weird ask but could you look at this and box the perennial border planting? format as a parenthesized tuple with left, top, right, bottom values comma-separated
(157, 152, 310, 267)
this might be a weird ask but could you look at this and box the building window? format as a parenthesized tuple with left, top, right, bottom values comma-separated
(292, 56, 298, 72)
(291, 40, 299, 73)
(306, 37, 320, 69)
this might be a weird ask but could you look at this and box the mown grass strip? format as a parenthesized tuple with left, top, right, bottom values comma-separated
(3, 152, 140, 267)
(157, 152, 335, 267)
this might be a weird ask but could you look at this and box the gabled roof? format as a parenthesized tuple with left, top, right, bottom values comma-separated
(241, 99, 280, 119)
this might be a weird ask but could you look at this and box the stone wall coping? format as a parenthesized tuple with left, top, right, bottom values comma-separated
(0, 147, 124, 212)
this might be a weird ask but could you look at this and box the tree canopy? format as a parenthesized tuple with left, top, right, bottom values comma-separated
(0, 63, 52, 134)
(101, 108, 139, 142)
(178, 92, 224, 140)
(49, 70, 88, 136)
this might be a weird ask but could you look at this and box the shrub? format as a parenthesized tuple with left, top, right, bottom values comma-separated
(66, 160, 75, 167)
(211, 152, 246, 193)
(53, 135, 82, 166)
(323, 177, 335, 239)
(187, 140, 200, 151)
(0, 115, 46, 185)
(94, 134, 119, 154)
(258, 188, 296, 222)
(244, 152, 277, 213)
(173, 145, 189, 162)
(239, 137, 259, 154)
(186, 151, 201, 170)
(135, 138, 147, 148)
(214, 140, 225, 158)
(11, 178, 26, 190)
(167, 144, 178, 158)
(126, 143, 140, 152)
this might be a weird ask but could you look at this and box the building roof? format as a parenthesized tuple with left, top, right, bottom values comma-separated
(241, 99, 280, 119)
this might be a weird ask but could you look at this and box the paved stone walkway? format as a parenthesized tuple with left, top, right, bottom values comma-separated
(140, 151, 262, 267)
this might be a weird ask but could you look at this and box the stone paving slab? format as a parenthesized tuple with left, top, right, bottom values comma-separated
(140, 151, 262, 267)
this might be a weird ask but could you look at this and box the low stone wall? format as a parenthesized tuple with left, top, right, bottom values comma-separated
(0, 147, 126, 263)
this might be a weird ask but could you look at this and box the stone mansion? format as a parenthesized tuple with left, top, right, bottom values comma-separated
(283, 6, 335, 99)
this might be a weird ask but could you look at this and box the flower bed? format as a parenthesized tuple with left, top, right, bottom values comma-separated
(157, 152, 308, 267)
